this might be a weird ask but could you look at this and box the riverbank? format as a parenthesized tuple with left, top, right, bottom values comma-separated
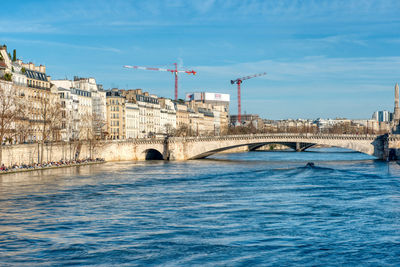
(0, 158, 105, 175)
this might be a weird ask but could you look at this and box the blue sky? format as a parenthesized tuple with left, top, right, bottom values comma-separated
(1, 0, 400, 119)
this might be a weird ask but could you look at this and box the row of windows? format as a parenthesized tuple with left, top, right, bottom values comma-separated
(28, 79, 49, 89)
(136, 95, 159, 104)
(71, 88, 91, 97)
(110, 120, 120, 126)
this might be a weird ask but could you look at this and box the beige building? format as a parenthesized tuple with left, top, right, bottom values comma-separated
(175, 102, 190, 133)
(22, 63, 51, 90)
(106, 89, 126, 140)
(187, 101, 227, 136)
(185, 91, 230, 135)
(0, 46, 61, 143)
(188, 107, 204, 136)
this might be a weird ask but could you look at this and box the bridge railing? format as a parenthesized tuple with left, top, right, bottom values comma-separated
(168, 133, 380, 142)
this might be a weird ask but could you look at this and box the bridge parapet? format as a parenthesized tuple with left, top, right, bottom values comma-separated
(168, 133, 379, 143)
(108, 138, 165, 145)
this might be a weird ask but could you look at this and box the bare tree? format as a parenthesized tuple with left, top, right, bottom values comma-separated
(174, 124, 190, 137)
(85, 113, 106, 159)
(164, 123, 176, 137)
(37, 92, 63, 162)
(0, 81, 23, 164)
(14, 101, 32, 144)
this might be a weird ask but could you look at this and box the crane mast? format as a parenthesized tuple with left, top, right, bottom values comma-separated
(124, 63, 196, 100)
(231, 72, 267, 124)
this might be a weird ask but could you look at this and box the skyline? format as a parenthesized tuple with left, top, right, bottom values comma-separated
(1, 0, 400, 119)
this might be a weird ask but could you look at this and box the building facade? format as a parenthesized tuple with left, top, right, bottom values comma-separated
(119, 89, 161, 138)
(125, 102, 139, 139)
(106, 89, 126, 140)
(159, 98, 177, 135)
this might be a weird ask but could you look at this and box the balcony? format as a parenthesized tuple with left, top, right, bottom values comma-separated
(27, 84, 50, 91)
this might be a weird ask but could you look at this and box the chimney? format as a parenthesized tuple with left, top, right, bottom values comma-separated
(39, 65, 46, 73)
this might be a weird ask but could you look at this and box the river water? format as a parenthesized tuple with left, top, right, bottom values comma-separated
(1, 148, 400, 266)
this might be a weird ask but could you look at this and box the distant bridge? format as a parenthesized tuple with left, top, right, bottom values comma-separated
(99, 133, 400, 161)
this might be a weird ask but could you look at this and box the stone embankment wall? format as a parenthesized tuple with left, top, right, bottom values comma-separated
(0, 140, 166, 166)
(1, 142, 94, 166)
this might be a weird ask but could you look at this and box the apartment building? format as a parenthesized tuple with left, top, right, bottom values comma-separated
(0, 46, 61, 142)
(119, 89, 161, 138)
(125, 102, 139, 139)
(53, 77, 107, 140)
(175, 102, 189, 130)
(106, 89, 126, 140)
(158, 98, 177, 135)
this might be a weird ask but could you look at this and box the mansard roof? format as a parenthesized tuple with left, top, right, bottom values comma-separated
(25, 69, 48, 81)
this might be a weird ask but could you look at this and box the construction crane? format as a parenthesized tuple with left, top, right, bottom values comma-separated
(123, 63, 196, 100)
(231, 72, 267, 124)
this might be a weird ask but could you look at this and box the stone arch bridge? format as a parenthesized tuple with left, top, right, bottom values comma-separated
(99, 133, 400, 161)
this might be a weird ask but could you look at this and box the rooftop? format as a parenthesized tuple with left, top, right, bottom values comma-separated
(25, 69, 48, 81)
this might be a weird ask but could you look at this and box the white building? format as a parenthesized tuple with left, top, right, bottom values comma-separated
(0, 46, 27, 87)
(125, 102, 139, 139)
(73, 77, 107, 136)
(53, 77, 107, 140)
(119, 90, 161, 138)
(159, 98, 177, 135)
(58, 87, 74, 141)
(372, 110, 392, 122)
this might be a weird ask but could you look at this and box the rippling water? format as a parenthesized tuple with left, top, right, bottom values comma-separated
(1, 148, 400, 266)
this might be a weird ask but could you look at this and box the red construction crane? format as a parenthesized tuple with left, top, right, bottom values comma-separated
(231, 72, 267, 124)
(123, 63, 196, 100)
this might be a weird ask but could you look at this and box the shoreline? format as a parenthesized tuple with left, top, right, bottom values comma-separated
(0, 161, 105, 175)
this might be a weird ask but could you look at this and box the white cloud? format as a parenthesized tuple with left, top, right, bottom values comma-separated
(1, 37, 121, 53)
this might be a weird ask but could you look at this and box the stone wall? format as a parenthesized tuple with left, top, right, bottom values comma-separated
(387, 134, 400, 160)
(1, 142, 93, 166)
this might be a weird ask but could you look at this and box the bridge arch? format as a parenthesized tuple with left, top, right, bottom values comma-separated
(189, 141, 371, 159)
(144, 148, 164, 160)
(248, 142, 315, 152)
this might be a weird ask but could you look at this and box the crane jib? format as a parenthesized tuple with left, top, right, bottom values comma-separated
(123, 64, 197, 101)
